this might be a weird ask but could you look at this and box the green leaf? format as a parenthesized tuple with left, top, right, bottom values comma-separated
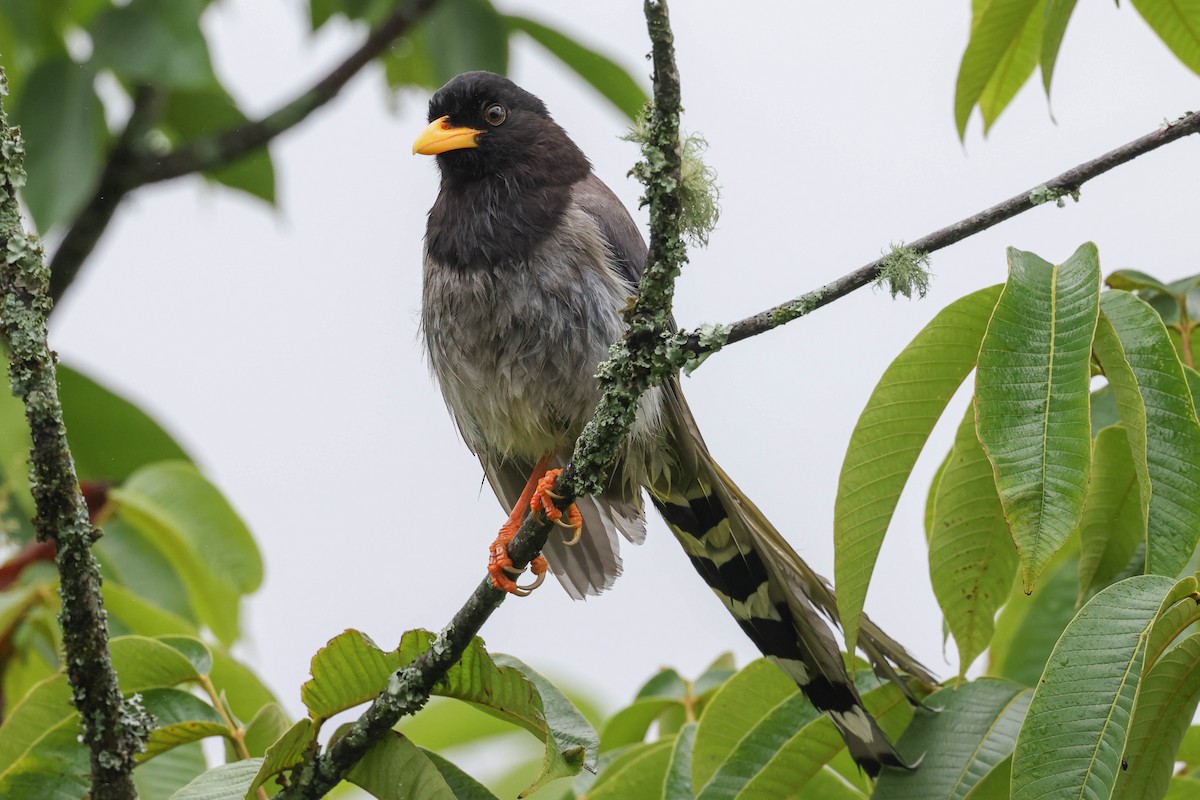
(954, 0, 1043, 137)
(96, 517, 197, 623)
(420, 749, 501, 800)
(703, 685, 911, 799)
(504, 16, 648, 120)
(599, 698, 682, 752)
(169, 758, 263, 800)
(302, 630, 594, 796)
(90, 0, 217, 89)
(975, 244, 1100, 590)
(1092, 290, 1200, 576)
(161, 88, 276, 204)
(420, 0, 508, 84)
(988, 543, 1079, 685)
(242, 704, 292, 758)
(493, 654, 600, 773)
(347, 730, 458, 800)
(139, 688, 228, 760)
(1077, 425, 1144, 600)
(637, 667, 689, 700)
(1114, 632, 1200, 799)
(134, 742, 207, 800)
(398, 697, 523, 751)
(1040, 0, 1078, 96)
(1011, 574, 1174, 800)
(691, 659, 797, 791)
(873, 678, 1031, 800)
(978, 0, 1047, 133)
(1167, 777, 1200, 800)
(835, 284, 1002, 654)
(1106, 269, 1174, 296)
(963, 755, 1012, 800)
(58, 363, 192, 482)
(300, 629, 402, 721)
(112, 461, 263, 645)
(0, 717, 90, 798)
(1145, 575, 1200, 674)
(588, 739, 674, 800)
(1129, 0, 1200, 75)
(13, 56, 107, 231)
(247, 719, 314, 794)
(0, 674, 73, 773)
(663, 722, 697, 800)
(928, 406, 1018, 676)
(111, 635, 206, 691)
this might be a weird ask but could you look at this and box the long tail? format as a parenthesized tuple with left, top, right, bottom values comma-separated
(647, 385, 935, 776)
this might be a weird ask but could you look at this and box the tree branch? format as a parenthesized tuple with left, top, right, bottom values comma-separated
(277, 1, 687, 796)
(48, 0, 439, 306)
(0, 70, 150, 800)
(666, 110, 1200, 361)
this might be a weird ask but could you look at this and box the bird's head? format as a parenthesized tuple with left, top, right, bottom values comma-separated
(412, 71, 588, 184)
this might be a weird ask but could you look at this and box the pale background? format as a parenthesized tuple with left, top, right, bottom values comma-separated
(47, 0, 1199, 728)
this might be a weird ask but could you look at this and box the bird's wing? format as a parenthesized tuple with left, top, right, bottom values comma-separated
(572, 172, 647, 291)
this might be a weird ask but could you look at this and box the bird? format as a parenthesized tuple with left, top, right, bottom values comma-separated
(412, 71, 934, 776)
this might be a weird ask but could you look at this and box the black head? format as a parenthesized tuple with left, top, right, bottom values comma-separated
(413, 71, 589, 185)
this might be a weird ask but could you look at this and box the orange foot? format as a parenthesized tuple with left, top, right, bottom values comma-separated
(488, 518, 548, 597)
(530, 469, 583, 546)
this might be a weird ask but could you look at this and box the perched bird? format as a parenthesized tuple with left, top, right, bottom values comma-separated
(413, 71, 933, 775)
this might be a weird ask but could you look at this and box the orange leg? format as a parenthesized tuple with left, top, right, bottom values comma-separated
(489, 455, 552, 595)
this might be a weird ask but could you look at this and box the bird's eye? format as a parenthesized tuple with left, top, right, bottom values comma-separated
(483, 103, 507, 126)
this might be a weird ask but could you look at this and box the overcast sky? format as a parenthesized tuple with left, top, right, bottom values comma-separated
(47, 0, 1200, 737)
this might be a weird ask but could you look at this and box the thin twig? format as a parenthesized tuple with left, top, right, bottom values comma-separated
(0, 70, 150, 800)
(277, 1, 686, 796)
(668, 110, 1200, 359)
(48, 0, 439, 306)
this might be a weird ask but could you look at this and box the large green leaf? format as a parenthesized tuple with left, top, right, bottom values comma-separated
(1011, 574, 1174, 800)
(1114, 632, 1200, 799)
(301, 629, 401, 721)
(0, 717, 90, 799)
(421, 749, 501, 800)
(873, 678, 1031, 800)
(928, 406, 1018, 676)
(504, 16, 648, 120)
(975, 244, 1100, 590)
(1077, 425, 1144, 601)
(58, 363, 192, 482)
(89, 0, 217, 89)
(588, 739, 674, 800)
(112, 461, 263, 645)
(1092, 290, 1200, 576)
(96, 517, 196, 623)
(664, 722, 697, 800)
(835, 284, 1002, 654)
(139, 688, 228, 761)
(978, 0, 1046, 133)
(134, 741, 207, 800)
(1129, 0, 1200, 76)
(954, 0, 1044, 137)
(13, 56, 107, 231)
(1040, 0, 1078, 96)
(169, 758, 263, 800)
(346, 730, 458, 800)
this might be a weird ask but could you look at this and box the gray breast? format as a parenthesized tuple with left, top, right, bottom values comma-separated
(422, 203, 661, 462)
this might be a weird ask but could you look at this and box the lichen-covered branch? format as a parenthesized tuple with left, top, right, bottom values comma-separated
(48, 0, 439, 306)
(0, 71, 149, 800)
(277, 2, 688, 796)
(663, 109, 1200, 363)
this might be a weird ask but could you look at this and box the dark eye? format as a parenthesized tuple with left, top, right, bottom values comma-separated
(483, 103, 507, 126)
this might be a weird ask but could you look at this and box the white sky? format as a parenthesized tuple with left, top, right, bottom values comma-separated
(47, 0, 1200, 727)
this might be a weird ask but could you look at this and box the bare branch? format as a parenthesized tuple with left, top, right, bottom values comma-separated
(668, 110, 1200, 361)
(0, 70, 150, 800)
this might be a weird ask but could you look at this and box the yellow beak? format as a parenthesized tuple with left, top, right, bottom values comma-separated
(412, 115, 482, 155)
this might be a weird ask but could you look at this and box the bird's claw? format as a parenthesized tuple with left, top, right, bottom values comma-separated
(530, 469, 583, 545)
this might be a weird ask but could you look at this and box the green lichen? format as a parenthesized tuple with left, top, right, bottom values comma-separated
(875, 244, 931, 300)
(1029, 184, 1080, 208)
(770, 289, 824, 327)
(623, 108, 720, 246)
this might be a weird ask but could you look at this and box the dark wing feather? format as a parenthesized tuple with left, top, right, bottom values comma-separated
(573, 173, 647, 291)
